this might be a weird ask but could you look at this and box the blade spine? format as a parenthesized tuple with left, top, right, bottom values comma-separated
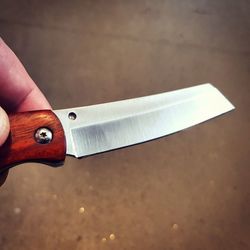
(54, 83, 213, 113)
(58, 87, 230, 129)
(65, 91, 215, 129)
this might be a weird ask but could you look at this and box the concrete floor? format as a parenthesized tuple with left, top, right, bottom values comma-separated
(0, 1, 250, 249)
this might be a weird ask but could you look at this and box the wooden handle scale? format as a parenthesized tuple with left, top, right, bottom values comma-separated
(0, 110, 66, 173)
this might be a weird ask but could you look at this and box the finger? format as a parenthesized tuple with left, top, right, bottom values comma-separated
(0, 37, 51, 112)
(0, 107, 9, 187)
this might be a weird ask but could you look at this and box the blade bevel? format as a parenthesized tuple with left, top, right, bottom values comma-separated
(54, 83, 234, 157)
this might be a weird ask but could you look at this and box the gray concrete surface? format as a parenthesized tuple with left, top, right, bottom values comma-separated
(0, 1, 249, 249)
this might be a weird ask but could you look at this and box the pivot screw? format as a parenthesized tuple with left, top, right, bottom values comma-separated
(35, 128, 53, 144)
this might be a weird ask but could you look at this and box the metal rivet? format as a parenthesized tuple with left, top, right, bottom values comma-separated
(68, 112, 77, 120)
(35, 128, 53, 144)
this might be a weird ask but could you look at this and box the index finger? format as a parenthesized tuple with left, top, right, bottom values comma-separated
(0, 38, 51, 112)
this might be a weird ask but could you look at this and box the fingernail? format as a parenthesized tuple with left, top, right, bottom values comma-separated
(0, 107, 10, 146)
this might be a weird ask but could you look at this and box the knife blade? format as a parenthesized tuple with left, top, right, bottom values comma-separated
(0, 83, 234, 172)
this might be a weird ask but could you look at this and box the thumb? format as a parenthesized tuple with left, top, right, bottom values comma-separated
(0, 107, 9, 186)
(0, 107, 10, 146)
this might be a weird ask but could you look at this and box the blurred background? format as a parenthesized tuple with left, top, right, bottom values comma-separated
(0, 0, 249, 249)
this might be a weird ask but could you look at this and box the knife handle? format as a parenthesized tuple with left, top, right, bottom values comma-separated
(0, 110, 66, 173)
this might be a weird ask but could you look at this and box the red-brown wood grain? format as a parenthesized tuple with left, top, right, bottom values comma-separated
(0, 110, 66, 173)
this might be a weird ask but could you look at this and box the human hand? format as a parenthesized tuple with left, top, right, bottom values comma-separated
(0, 37, 51, 186)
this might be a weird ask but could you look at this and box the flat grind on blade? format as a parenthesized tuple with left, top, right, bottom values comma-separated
(54, 83, 234, 157)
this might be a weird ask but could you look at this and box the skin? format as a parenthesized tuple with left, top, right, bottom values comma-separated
(0, 38, 51, 186)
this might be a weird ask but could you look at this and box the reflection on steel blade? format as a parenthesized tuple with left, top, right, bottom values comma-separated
(54, 83, 234, 157)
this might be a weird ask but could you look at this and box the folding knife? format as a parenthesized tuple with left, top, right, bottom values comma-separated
(0, 83, 234, 173)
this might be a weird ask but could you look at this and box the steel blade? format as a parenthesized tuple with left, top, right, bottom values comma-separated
(54, 83, 234, 157)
